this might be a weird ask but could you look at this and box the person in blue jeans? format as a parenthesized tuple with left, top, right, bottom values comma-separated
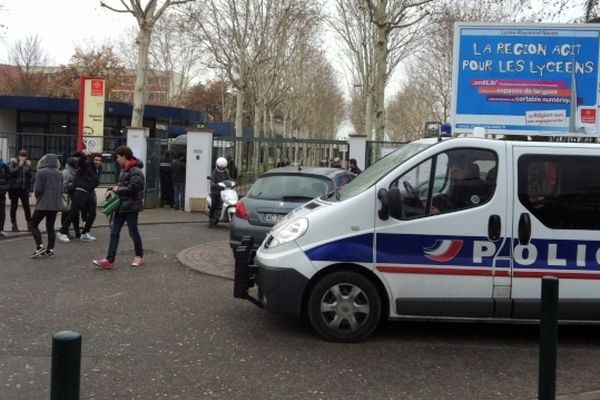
(170, 153, 186, 210)
(93, 146, 145, 269)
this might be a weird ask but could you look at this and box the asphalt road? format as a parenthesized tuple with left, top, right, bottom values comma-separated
(2, 223, 600, 400)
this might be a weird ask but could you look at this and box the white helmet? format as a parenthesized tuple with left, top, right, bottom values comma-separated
(216, 157, 228, 170)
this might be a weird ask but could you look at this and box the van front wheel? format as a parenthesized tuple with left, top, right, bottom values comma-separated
(308, 271, 381, 342)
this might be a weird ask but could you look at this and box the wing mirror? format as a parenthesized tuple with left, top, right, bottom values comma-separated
(388, 187, 403, 220)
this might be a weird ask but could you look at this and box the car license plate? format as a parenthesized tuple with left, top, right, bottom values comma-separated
(265, 213, 284, 223)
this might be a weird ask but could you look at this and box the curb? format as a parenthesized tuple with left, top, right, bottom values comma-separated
(176, 240, 234, 281)
(1, 219, 209, 240)
(555, 390, 600, 400)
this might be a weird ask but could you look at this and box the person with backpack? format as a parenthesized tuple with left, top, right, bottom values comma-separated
(60, 155, 80, 239)
(56, 151, 100, 243)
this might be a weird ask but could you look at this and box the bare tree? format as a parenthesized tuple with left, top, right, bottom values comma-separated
(190, 0, 270, 137)
(149, 9, 205, 106)
(331, 0, 377, 139)
(1, 34, 48, 96)
(100, 0, 194, 127)
(387, 66, 438, 141)
(585, 0, 600, 21)
(280, 46, 345, 139)
(46, 44, 126, 99)
(246, 0, 322, 138)
(361, 0, 431, 142)
(179, 79, 235, 121)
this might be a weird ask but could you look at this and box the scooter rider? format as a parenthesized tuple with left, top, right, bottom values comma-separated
(208, 157, 230, 227)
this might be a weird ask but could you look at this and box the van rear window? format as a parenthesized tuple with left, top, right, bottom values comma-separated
(518, 155, 600, 230)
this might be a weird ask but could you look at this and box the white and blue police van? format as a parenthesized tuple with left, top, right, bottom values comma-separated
(234, 135, 600, 341)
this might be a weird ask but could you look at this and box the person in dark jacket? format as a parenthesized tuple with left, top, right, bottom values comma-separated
(80, 153, 103, 237)
(57, 151, 100, 243)
(159, 151, 174, 207)
(30, 153, 63, 258)
(9, 149, 34, 232)
(60, 155, 80, 239)
(0, 152, 10, 237)
(348, 158, 362, 175)
(93, 146, 145, 269)
(208, 157, 230, 227)
(170, 153, 186, 210)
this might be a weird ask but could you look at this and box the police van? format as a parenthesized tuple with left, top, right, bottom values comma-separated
(234, 135, 600, 341)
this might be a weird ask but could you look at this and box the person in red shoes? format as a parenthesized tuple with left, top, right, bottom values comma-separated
(93, 146, 145, 269)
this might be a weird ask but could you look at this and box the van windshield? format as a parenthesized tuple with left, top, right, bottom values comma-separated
(337, 141, 434, 201)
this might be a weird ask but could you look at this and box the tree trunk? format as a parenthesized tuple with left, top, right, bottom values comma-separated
(365, 93, 373, 140)
(269, 109, 275, 138)
(254, 105, 261, 137)
(374, 22, 387, 142)
(235, 86, 244, 138)
(131, 26, 152, 128)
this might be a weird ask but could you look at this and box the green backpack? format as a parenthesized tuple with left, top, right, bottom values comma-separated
(100, 193, 121, 216)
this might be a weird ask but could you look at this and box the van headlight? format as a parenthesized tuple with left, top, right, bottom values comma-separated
(269, 218, 308, 248)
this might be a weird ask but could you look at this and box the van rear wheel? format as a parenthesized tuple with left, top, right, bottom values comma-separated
(308, 270, 381, 342)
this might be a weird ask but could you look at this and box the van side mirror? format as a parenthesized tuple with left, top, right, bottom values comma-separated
(377, 188, 389, 220)
(388, 187, 403, 219)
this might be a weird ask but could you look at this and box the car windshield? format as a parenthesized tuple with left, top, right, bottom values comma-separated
(248, 174, 333, 201)
(337, 141, 435, 201)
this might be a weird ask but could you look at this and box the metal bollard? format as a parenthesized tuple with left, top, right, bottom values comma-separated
(51, 331, 81, 400)
(538, 277, 558, 400)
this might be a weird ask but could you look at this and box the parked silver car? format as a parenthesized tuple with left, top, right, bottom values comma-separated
(229, 166, 356, 250)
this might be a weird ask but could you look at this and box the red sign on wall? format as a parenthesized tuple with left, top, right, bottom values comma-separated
(581, 108, 597, 124)
(91, 79, 104, 96)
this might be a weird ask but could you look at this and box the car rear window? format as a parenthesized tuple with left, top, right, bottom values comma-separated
(247, 174, 333, 201)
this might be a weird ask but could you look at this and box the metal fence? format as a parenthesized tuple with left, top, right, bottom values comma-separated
(1, 132, 125, 184)
(0, 131, 408, 202)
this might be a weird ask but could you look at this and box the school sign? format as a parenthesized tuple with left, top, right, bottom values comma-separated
(451, 23, 600, 136)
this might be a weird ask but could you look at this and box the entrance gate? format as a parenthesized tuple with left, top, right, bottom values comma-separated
(144, 138, 162, 208)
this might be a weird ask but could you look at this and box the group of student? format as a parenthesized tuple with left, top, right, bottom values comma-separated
(0, 146, 145, 268)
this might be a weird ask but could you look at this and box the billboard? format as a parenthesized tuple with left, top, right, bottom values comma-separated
(78, 77, 106, 152)
(451, 23, 600, 136)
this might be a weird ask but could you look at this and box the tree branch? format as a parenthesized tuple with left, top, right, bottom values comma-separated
(100, 0, 132, 14)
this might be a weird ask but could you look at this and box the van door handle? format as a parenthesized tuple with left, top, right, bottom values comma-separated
(488, 215, 501, 241)
(518, 213, 531, 245)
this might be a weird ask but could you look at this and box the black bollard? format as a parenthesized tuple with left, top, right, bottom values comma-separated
(538, 277, 558, 400)
(51, 331, 81, 400)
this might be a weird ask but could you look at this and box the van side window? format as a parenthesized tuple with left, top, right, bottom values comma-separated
(391, 158, 434, 219)
(391, 148, 497, 219)
(430, 149, 497, 215)
(518, 155, 600, 230)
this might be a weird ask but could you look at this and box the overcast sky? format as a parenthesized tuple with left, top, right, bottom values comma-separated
(0, 0, 135, 64)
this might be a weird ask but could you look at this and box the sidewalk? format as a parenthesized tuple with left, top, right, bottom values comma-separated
(1, 205, 209, 238)
(2, 204, 234, 279)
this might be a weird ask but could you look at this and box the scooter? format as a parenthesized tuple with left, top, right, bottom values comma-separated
(205, 177, 238, 225)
